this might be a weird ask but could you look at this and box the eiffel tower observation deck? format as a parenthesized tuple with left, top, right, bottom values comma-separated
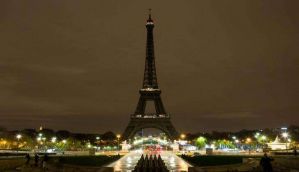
(123, 10, 179, 140)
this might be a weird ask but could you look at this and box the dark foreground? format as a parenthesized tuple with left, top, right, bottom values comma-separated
(1, 154, 299, 172)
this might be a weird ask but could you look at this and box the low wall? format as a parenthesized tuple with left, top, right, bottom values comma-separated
(188, 158, 259, 172)
(273, 156, 299, 170)
(62, 164, 114, 172)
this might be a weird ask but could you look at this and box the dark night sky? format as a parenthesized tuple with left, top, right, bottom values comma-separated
(0, 0, 299, 133)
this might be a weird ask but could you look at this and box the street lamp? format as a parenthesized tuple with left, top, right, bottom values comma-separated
(282, 132, 288, 138)
(180, 134, 186, 140)
(282, 132, 289, 150)
(16, 134, 22, 140)
(116, 134, 121, 151)
(16, 134, 22, 151)
(246, 137, 252, 154)
(51, 137, 57, 143)
(254, 132, 260, 138)
(261, 135, 267, 140)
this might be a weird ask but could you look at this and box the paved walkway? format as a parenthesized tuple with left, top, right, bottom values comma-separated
(107, 150, 191, 172)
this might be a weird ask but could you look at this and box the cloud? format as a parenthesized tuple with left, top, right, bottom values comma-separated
(0, 0, 299, 132)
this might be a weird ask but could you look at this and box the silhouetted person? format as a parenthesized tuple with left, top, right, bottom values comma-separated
(34, 153, 39, 167)
(294, 146, 298, 156)
(25, 153, 30, 165)
(260, 153, 273, 172)
(42, 154, 49, 170)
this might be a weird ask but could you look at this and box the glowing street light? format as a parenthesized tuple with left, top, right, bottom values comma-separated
(62, 140, 67, 144)
(282, 132, 289, 138)
(116, 134, 121, 140)
(282, 132, 289, 150)
(96, 136, 100, 140)
(246, 137, 252, 143)
(16, 134, 22, 140)
(180, 134, 186, 140)
(16, 134, 22, 151)
(261, 135, 267, 140)
(51, 137, 57, 143)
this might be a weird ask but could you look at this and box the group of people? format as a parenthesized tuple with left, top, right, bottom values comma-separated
(25, 153, 49, 170)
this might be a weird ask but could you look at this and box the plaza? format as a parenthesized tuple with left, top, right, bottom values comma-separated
(1, 1, 299, 172)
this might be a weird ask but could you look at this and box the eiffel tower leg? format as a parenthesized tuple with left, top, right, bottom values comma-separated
(154, 97, 166, 114)
(135, 97, 146, 114)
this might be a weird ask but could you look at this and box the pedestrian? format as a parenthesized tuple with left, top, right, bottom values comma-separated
(42, 154, 49, 170)
(34, 153, 39, 167)
(25, 153, 30, 165)
(294, 146, 298, 156)
(260, 153, 274, 172)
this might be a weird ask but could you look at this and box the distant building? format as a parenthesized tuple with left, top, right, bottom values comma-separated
(267, 136, 290, 150)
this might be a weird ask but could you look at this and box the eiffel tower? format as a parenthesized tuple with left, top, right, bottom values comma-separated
(122, 11, 179, 140)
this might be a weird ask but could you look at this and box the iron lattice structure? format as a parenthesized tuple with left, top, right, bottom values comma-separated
(122, 13, 179, 140)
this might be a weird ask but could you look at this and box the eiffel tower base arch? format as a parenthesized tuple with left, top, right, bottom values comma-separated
(122, 117, 179, 141)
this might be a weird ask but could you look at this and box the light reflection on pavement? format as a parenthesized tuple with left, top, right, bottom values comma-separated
(160, 151, 191, 171)
(107, 150, 191, 172)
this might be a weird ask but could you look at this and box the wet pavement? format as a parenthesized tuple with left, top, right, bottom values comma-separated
(107, 150, 191, 172)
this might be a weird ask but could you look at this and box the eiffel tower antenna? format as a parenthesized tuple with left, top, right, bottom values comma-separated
(148, 8, 152, 17)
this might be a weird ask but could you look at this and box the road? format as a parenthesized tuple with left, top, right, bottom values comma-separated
(107, 150, 191, 172)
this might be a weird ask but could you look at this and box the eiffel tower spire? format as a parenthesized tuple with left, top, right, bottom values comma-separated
(135, 10, 165, 115)
(143, 9, 158, 89)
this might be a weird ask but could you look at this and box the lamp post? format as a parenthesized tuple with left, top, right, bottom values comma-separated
(16, 134, 22, 141)
(42, 137, 46, 152)
(51, 137, 57, 143)
(246, 137, 252, 154)
(282, 132, 289, 150)
(116, 134, 121, 151)
(16, 134, 22, 151)
(260, 135, 267, 149)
